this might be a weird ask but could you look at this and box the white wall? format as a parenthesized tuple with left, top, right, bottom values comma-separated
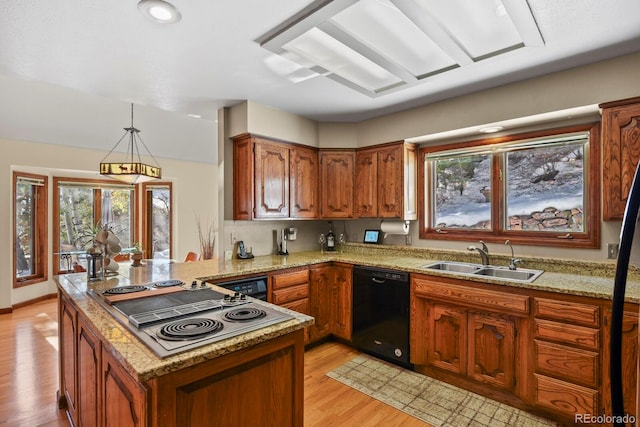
(1, 138, 217, 308)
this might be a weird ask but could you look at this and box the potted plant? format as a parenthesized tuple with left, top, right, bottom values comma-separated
(131, 242, 144, 267)
(196, 215, 217, 260)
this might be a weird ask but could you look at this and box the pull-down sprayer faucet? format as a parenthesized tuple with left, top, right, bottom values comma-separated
(467, 240, 490, 265)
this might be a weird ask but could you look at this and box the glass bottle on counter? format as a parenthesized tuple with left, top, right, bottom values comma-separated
(326, 221, 336, 252)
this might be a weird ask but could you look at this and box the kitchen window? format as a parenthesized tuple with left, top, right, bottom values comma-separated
(13, 172, 48, 287)
(141, 182, 172, 259)
(419, 123, 600, 248)
(53, 178, 137, 273)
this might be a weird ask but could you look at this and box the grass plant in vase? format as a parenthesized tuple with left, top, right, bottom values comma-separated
(196, 214, 216, 260)
(131, 242, 144, 267)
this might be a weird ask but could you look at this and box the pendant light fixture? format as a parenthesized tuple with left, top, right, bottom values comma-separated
(100, 103, 162, 184)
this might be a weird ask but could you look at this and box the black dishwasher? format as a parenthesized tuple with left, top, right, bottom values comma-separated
(352, 266, 411, 368)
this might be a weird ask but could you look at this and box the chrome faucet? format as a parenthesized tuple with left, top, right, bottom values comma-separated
(505, 240, 522, 270)
(467, 240, 490, 265)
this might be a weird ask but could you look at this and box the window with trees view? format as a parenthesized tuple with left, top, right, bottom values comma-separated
(420, 123, 600, 248)
(53, 178, 136, 273)
(142, 182, 172, 259)
(14, 172, 48, 287)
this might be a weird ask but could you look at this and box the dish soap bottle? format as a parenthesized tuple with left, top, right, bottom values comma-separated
(326, 221, 336, 252)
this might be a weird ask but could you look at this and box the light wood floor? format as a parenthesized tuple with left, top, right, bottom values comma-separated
(0, 298, 430, 426)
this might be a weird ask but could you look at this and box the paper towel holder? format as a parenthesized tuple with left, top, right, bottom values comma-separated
(380, 220, 411, 239)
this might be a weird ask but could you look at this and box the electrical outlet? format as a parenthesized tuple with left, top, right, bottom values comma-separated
(607, 243, 619, 259)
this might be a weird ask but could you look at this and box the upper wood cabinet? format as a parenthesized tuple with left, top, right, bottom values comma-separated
(233, 134, 319, 220)
(290, 145, 319, 218)
(355, 142, 418, 220)
(319, 150, 355, 219)
(601, 97, 640, 220)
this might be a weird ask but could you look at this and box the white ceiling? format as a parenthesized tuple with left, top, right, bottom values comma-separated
(1, 0, 639, 163)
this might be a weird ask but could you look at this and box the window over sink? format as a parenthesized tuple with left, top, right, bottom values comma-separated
(419, 123, 600, 248)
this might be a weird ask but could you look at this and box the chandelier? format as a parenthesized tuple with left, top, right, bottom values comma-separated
(100, 103, 162, 184)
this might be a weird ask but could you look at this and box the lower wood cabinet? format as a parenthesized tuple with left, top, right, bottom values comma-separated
(270, 267, 311, 343)
(308, 263, 352, 343)
(413, 296, 517, 393)
(602, 306, 639, 425)
(78, 315, 102, 427)
(532, 297, 601, 419)
(59, 289, 307, 427)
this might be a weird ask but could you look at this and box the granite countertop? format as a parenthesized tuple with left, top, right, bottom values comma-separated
(55, 244, 640, 382)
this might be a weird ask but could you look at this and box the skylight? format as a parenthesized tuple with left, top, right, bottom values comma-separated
(256, 0, 543, 97)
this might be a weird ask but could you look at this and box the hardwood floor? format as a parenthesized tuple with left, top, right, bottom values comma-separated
(0, 297, 68, 426)
(0, 298, 430, 426)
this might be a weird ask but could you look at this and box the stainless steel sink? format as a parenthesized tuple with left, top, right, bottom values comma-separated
(421, 261, 543, 283)
(423, 261, 482, 274)
(474, 266, 543, 282)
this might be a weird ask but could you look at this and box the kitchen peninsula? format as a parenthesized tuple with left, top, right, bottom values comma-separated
(56, 245, 640, 426)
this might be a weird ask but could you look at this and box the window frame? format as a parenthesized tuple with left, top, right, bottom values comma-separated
(53, 177, 138, 273)
(140, 181, 173, 259)
(13, 172, 48, 287)
(418, 123, 601, 248)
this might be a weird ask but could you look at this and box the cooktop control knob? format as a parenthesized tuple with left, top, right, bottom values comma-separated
(200, 281, 207, 288)
(191, 280, 198, 289)
(240, 293, 247, 300)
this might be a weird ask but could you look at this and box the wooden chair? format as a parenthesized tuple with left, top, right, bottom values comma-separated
(184, 252, 200, 262)
(112, 253, 130, 262)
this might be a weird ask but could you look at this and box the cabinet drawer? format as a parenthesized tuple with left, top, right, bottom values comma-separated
(272, 284, 309, 305)
(272, 269, 309, 290)
(281, 298, 310, 316)
(534, 374, 598, 417)
(413, 277, 529, 315)
(534, 319, 599, 350)
(535, 340, 598, 387)
(534, 298, 599, 327)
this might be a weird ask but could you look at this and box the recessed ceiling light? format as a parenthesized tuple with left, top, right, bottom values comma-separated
(187, 113, 202, 119)
(479, 126, 504, 133)
(138, 0, 181, 24)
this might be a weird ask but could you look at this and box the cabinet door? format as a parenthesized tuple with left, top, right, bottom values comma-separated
(429, 303, 467, 375)
(468, 312, 516, 391)
(332, 264, 352, 340)
(254, 141, 289, 218)
(601, 99, 640, 220)
(78, 316, 102, 427)
(602, 307, 638, 419)
(233, 135, 254, 220)
(377, 144, 404, 218)
(319, 151, 355, 218)
(103, 347, 147, 427)
(309, 265, 333, 341)
(290, 145, 319, 218)
(59, 297, 78, 425)
(355, 149, 378, 218)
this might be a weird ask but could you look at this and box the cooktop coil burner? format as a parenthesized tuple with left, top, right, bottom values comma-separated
(158, 318, 224, 341)
(224, 307, 267, 322)
(152, 279, 184, 288)
(103, 285, 147, 295)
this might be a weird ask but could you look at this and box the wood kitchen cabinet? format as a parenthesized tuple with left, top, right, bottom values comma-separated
(532, 297, 601, 420)
(59, 294, 78, 426)
(309, 265, 333, 342)
(601, 97, 640, 220)
(270, 267, 311, 343)
(308, 263, 352, 343)
(103, 346, 147, 427)
(78, 315, 102, 427)
(354, 142, 418, 219)
(233, 133, 319, 220)
(332, 263, 352, 341)
(319, 150, 355, 219)
(411, 274, 526, 394)
(355, 142, 417, 219)
(602, 304, 638, 424)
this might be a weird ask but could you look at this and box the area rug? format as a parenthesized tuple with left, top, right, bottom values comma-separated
(327, 354, 557, 427)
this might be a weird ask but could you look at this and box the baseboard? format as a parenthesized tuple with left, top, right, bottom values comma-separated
(11, 293, 58, 311)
